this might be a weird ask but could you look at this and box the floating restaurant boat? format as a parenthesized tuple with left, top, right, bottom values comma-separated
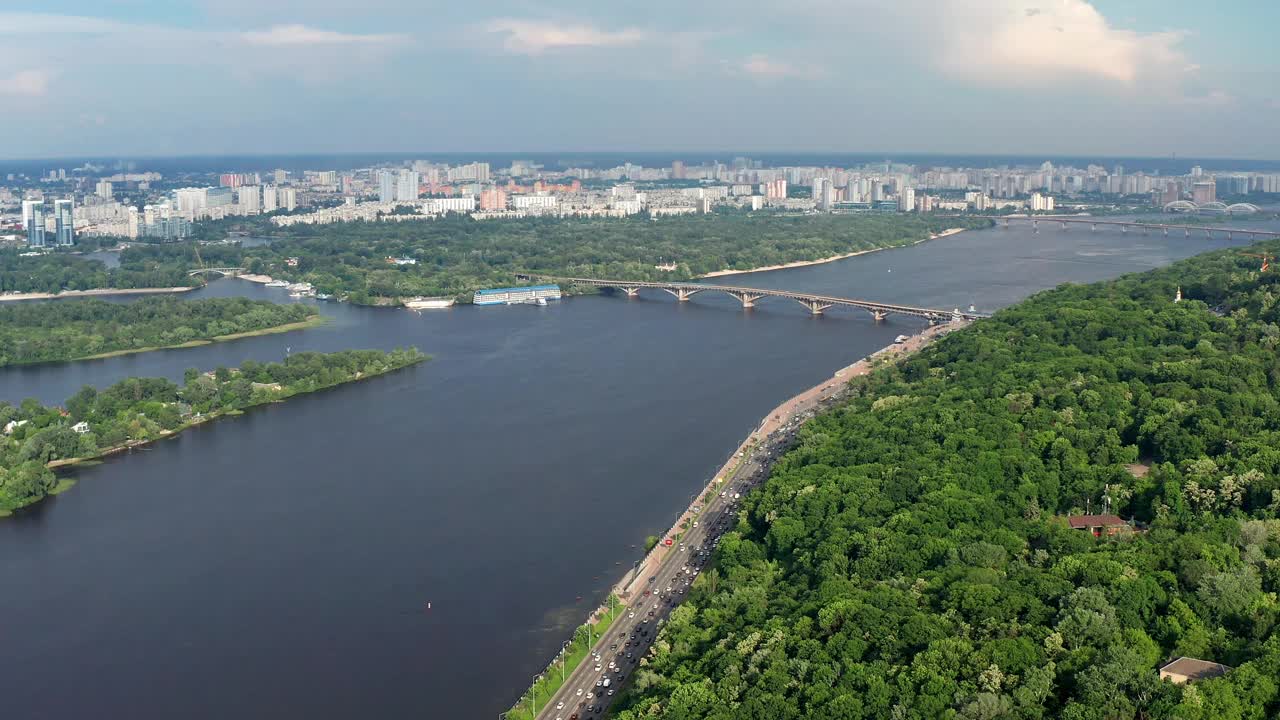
(265, 279, 289, 288)
(473, 284, 562, 306)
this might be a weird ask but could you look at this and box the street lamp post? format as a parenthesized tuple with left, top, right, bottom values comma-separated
(530, 674, 540, 716)
(561, 639, 571, 682)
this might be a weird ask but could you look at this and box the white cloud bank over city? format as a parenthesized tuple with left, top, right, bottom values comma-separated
(0, 0, 1273, 158)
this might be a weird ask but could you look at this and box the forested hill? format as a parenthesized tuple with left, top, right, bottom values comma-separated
(613, 242, 1280, 720)
(0, 297, 318, 366)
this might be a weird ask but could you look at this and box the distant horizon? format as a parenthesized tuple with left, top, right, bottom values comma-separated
(5, 149, 1280, 173)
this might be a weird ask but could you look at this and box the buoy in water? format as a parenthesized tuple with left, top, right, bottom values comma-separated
(426, 602, 432, 610)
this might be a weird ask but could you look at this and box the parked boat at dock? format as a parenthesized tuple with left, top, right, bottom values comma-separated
(405, 297, 456, 310)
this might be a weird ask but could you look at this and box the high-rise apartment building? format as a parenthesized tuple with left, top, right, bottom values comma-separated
(378, 171, 396, 203)
(899, 187, 915, 213)
(278, 187, 297, 211)
(96, 180, 113, 199)
(1192, 181, 1216, 205)
(763, 178, 787, 200)
(22, 200, 47, 247)
(237, 186, 261, 213)
(479, 188, 507, 211)
(396, 170, 420, 202)
(262, 185, 278, 212)
(54, 199, 75, 246)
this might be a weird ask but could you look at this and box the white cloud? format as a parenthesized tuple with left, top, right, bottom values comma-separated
(485, 19, 648, 55)
(241, 24, 407, 46)
(740, 54, 810, 79)
(0, 69, 52, 97)
(931, 0, 1188, 87)
(0, 12, 129, 34)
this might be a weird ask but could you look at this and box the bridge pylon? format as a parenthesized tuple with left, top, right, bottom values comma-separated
(662, 287, 701, 302)
(730, 291, 764, 309)
(872, 311, 886, 323)
(797, 299, 834, 315)
(622, 287, 640, 297)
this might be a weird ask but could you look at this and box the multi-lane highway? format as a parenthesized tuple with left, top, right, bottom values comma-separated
(529, 323, 963, 720)
(532, 413, 807, 720)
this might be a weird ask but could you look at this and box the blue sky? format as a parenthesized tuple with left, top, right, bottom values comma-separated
(2, 1, 1277, 160)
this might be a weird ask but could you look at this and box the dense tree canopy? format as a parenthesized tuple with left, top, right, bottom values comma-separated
(0, 297, 317, 366)
(0, 348, 425, 513)
(120, 213, 990, 304)
(0, 248, 199, 294)
(613, 241, 1280, 720)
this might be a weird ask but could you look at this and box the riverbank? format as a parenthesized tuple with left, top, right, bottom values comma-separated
(41, 351, 425, 474)
(698, 227, 969, 279)
(612, 319, 965, 600)
(77, 315, 330, 361)
(0, 286, 196, 302)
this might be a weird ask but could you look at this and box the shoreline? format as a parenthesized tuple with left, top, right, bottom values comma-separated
(76, 315, 329, 361)
(697, 227, 968, 279)
(611, 319, 965, 600)
(41, 355, 426, 473)
(0, 287, 196, 303)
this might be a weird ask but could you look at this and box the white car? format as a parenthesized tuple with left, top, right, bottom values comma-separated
(576, 689, 584, 697)
(557, 701, 565, 710)
(628, 612, 635, 618)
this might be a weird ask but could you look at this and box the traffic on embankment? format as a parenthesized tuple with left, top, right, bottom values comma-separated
(520, 320, 969, 720)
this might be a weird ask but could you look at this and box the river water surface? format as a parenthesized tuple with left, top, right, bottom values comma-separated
(2, 218, 1275, 719)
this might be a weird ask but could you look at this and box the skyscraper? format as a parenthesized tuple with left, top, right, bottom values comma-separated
(22, 200, 47, 247)
(396, 170, 420, 202)
(378, 171, 396, 203)
(262, 184, 278, 212)
(96, 180, 113, 199)
(54, 199, 75, 246)
(899, 187, 915, 213)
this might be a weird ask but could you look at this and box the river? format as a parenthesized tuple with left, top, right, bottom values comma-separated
(1, 217, 1275, 719)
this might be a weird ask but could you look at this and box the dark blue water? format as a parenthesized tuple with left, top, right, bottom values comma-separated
(1, 218, 1275, 719)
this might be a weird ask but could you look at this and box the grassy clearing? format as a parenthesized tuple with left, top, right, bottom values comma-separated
(49, 478, 78, 495)
(508, 597, 625, 720)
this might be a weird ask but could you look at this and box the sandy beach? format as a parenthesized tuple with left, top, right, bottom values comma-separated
(698, 227, 968, 279)
(0, 287, 195, 303)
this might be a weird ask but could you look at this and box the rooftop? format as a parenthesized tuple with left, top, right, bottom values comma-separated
(1067, 514, 1128, 529)
(1159, 657, 1231, 681)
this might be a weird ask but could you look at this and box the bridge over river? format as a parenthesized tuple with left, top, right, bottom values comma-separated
(517, 274, 991, 322)
(998, 216, 1280, 240)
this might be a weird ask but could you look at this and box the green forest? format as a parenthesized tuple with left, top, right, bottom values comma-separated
(0, 297, 319, 366)
(0, 247, 199, 294)
(12, 213, 988, 305)
(612, 242, 1280, 720)
(0, 348, 425, 513)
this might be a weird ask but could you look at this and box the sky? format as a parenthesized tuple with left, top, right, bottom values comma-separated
(1, 0, 1277, 160)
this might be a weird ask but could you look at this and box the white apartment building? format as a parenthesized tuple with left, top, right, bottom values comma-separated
(512, 195, 557, 210)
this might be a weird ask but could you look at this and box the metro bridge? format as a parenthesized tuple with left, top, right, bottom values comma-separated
(998, 216, 1280, 240)
(516, 274, 990, 323)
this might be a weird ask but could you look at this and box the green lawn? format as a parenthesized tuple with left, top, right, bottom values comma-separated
(508, 596, 625, 719)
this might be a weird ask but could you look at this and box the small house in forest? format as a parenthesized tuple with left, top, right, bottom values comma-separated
(1067, 514, 1131, 537)
(1159, 657, 1231, 684)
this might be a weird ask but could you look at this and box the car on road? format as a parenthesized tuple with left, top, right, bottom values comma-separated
(576, 689, 584, 696)
(558, 701, 565, 710)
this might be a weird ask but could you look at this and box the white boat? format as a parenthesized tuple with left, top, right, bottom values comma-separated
(265, 279, 289, 288)
(404, 297, 456, 310)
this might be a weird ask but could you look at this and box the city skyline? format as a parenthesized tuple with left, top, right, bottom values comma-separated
(3, 1, 1278, 160)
